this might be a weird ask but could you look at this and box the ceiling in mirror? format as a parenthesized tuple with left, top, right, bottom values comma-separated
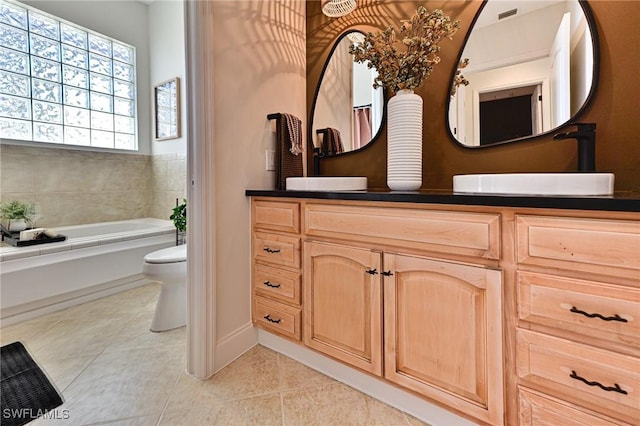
(448, 0, 598, 147)
(311, 30, 384, 156)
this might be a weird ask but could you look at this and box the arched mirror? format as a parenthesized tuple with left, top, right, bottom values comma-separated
(310, 30, 384, 156)
(448, 0, 599, 147)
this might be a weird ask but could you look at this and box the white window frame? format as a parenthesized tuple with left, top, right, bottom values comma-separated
(0, 0, 138, 151)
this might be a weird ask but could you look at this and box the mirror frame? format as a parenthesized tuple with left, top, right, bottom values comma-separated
(154, 76, 181, 141)
(308, 29, 386, 159)
(446, 0, 600, 148)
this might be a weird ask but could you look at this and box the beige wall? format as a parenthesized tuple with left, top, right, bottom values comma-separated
(210, 0, 306, 342)
(0, 144, 185, 228)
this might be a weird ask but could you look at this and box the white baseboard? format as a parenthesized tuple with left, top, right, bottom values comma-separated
(257, 329, 477, 426)
(0, 275, 151, 327)
(213, 322, 258, 373)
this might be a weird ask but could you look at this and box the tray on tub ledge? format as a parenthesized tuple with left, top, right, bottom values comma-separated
(0, 226, 66, 247)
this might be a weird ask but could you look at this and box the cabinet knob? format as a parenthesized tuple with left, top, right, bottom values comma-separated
(365, 268, 378, 275)
(381, 271, 394, 276)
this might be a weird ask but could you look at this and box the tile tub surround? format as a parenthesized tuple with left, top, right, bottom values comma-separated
(0, 144, 186, 228)
(150, 152, 187, 221)
(0, 285, 428, 426)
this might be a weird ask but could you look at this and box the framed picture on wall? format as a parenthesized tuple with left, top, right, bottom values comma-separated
(154, 77, 181, 140)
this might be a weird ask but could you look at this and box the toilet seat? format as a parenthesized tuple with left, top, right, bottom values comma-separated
(144, 245, 186, 264)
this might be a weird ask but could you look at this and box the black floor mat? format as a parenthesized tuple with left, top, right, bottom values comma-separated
(1, 341, 64, 426)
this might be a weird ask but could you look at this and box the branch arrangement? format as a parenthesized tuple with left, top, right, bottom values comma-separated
(349, 6, 461, 95)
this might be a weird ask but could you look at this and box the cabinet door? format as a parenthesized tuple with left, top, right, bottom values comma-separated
(303, 241, 383, 375)
(384, 253, 503, 425)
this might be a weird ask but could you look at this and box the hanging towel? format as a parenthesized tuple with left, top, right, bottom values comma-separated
(321, 127, 344, 155)
(353, 107, 372, 149)
(274, 113, 303, 190)
(283, 113, 303, 155)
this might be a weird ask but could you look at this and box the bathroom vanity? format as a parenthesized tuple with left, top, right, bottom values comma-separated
(247, 189, 639, 426)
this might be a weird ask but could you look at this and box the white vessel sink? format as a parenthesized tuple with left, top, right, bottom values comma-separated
(453, 173, 614, 196)
(286, 176, 367, 191)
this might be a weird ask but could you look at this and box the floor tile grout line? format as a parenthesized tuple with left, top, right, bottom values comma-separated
(279, 391, 286, 426)
(155, 363, 185, 426)
(59, 350, 102, 394)
(84, 413, 160, 426)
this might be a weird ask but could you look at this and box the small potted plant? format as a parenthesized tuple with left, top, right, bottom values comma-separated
(170, 198, 186, 245)
(0, 200, 36, 232)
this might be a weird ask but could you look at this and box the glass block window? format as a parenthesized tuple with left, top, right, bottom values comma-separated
(0, 0, 137, 150)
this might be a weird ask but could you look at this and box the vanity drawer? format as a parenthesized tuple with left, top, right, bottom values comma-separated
(516, 329, 640, 422)
(518, 272, 640, 350)
(305, 203, 500, 259)
(518, 387, 630, 426)
(253, 200, 300, 234)
(254, 263, 301, 305)
(254, 295, 301, 340)
(253, 231, 301, 269)
(516, 215, 640, 281)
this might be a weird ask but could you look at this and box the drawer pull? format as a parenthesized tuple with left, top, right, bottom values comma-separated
(263, 314, 282, 324)
(366, 268, 378, 275)
(570, 306, 628, 323)
(263, 247, 281, 253)
(569, 370, 628, 395)
(263, 281, 281, 288)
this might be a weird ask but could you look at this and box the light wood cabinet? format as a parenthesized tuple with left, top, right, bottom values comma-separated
(518, 387, 630, 426)
(253, 231, 301, 269)
(384, 253, 504, 425)
(516, 215, 640, 281)
(305, 203, 501, 260)
(515, 214, 640, 425)
(517, 329, 639, 421)
(250, 197, 640, 426)
(303, 240, 383, 375)
(300, 203, 504, 424)
(251, 200, 302, 341)
(518, 271, 640, 351)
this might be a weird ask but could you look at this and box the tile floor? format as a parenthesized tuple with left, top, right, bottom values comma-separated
(1, 284, 429, 426)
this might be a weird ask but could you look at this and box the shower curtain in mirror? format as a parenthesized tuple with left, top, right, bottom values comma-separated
(353, 106, 372, 149)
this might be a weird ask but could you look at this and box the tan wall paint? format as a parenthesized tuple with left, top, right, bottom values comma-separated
(211, 1, 307, 341)
(308, 0, 640, 193)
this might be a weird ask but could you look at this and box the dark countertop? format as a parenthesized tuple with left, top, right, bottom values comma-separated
(245, 189, 640, 212)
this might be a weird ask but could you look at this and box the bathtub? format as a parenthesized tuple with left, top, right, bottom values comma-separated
(0, 218, 176, 325)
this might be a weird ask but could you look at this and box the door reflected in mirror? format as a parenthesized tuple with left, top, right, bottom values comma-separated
(448, 0, 598, 147)
(311, 31, 384, 156)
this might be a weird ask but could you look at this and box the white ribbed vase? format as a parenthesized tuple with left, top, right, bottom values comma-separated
(386, 89, 423, 191)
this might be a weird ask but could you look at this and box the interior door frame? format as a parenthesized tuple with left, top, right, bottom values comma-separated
(184, 0, 216, 380)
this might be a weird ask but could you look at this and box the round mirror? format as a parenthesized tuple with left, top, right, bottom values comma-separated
(448, 0, 599, 147)
(310, 30, 384, 156)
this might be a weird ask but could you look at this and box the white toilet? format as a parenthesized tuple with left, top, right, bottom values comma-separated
(142, 245, 187, 332)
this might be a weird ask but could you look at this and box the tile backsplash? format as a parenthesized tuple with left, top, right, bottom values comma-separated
(0, 144, 186, 228)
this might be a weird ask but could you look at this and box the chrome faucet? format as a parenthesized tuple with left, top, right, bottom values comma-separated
(553, 123, 596, 173)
